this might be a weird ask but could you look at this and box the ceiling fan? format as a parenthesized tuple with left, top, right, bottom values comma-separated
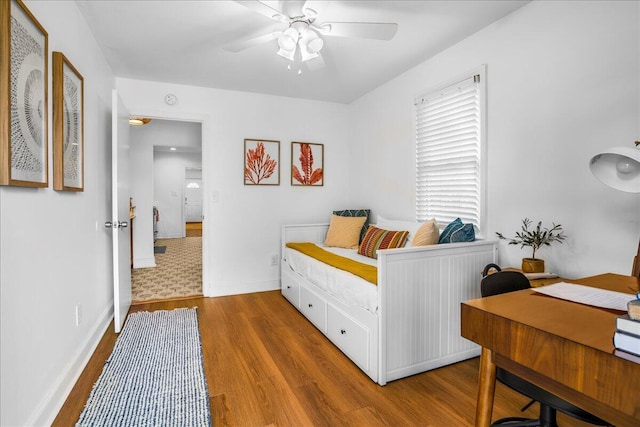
(224, 0, 398, 71)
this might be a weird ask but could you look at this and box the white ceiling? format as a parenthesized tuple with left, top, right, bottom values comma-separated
(76, 0, 529, 104)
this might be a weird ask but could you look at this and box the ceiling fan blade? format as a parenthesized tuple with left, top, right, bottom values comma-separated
(235, 1, 287, 22)
(223, 31, 280, 53)
(318, 22, 398, 41)
(300, 0, 328, 20)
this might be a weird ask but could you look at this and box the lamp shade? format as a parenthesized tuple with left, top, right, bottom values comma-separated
(589, 146, 640, 193)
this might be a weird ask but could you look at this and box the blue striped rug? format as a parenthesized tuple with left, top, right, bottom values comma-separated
(76, 308, 211, 426)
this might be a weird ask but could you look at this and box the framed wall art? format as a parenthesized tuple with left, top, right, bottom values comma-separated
(244, 139, 280, 185)
(53, 51, 84, 191)
(0, 0, 49, 187)
(291, 141, 323, 186)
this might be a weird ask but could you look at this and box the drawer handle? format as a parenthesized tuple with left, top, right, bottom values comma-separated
(340, 329, 346, 335)
(308, 303, 313, 308)
(286, 285, 291, 289)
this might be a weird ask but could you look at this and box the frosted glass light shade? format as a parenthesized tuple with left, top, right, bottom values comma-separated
(300, 47, 319, 62)
(298, 29, 323, 62)
(278, 28, 298, 52)
(589, 146, 640, 193)
(301, 30, 323, 53)
(277, 47, 295, 61)
(308, 37, 323, 53)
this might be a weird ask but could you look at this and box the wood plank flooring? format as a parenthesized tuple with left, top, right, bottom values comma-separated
(53, 291, 597, 426)
(186, 221, 203, 237)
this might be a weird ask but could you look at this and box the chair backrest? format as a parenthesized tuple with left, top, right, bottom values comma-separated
(480, 264, 531, 297)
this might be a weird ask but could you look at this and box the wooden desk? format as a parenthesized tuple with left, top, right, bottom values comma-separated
(461, 273, 640, 427)
(500, 268, 564, 287)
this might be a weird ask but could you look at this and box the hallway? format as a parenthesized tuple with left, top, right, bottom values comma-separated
(131, 236, 203, 303)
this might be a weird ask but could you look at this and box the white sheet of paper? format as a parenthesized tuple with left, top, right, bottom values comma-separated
(532, 282, 635, 311)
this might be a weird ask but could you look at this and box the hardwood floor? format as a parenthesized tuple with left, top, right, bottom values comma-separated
(186, 221, 203, 237)
(54, 291, 597, 426)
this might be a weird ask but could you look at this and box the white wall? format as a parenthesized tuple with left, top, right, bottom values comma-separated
(154, 151, 202, 238)
(117, 78, 352, 296)
(0, 2, 115, 425)
(129, 119, 201, 266)
(349, 0, 640, 278)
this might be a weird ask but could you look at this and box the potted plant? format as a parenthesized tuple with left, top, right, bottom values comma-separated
(496, 218, 567, 273)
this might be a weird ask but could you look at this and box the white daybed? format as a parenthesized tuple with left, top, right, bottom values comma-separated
(281, 223, 498, 386)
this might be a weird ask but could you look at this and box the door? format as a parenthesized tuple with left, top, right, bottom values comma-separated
(184, 177, 203, 223)
(108, 90, 131, 333)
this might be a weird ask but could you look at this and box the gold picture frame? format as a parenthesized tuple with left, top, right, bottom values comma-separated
(244, 139, 280, 185)
(53, 51, 84, 191)
(0, 0, 49, 187)
(291, 141, 324, 186)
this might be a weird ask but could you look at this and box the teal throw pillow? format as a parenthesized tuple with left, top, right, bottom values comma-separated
(450, 223, 476, 243)
(438, 218, 463, 244)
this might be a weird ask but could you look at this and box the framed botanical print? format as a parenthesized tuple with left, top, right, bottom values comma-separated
(53, 51, 84, 191)
(244, 139, 280, 185)
(0, 0, 48, 187)
(291, 141, 323, 186)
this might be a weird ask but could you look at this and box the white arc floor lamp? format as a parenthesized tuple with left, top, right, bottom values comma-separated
(589, 141, 640, 276)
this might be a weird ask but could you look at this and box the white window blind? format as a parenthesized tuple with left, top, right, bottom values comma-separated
(415, 73, 484, 232)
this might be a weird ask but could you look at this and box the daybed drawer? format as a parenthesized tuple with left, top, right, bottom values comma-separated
(327, 305, 369, 371)
(300, 286, 327, 333)
(281, 266, 300, 308)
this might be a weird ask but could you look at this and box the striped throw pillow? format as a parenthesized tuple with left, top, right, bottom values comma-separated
(358, 226, 409, 259)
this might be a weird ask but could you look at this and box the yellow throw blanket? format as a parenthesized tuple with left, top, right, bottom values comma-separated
(286, 242, 378, 285)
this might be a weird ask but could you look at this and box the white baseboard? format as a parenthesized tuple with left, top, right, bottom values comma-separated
(134, 257, 156, 269)
(204, 278, 280, 297)
(30, 305, 113, 426)
(156, 233, 184, 239)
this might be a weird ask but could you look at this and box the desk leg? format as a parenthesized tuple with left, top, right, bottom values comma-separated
(476, 347, 496, 427)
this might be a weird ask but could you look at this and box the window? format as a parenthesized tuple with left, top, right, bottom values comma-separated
(415, 66, 486, 236)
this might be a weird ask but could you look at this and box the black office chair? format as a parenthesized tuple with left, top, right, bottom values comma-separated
(480, 264, 611, 427)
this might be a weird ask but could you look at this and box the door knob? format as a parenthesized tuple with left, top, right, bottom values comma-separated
(105, 220, 128, 229)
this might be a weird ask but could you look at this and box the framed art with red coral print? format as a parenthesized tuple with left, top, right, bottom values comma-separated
(244, 139, 279, 185)
(291, 142, 324, 186)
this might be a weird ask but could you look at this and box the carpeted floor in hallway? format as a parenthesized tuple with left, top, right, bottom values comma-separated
(131, 237, 202, 303)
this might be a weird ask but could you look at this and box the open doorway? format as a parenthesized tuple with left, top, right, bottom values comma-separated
(185, 167, 203, 237)
(129, 119, 203, 303)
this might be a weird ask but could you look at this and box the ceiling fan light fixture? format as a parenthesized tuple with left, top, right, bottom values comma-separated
(278, 27, 298, 51)
(300, 47, 319, 62)
(306, 35, 323, 54)
(277, 47, 295, 61)
(299, 29, 323, 60)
